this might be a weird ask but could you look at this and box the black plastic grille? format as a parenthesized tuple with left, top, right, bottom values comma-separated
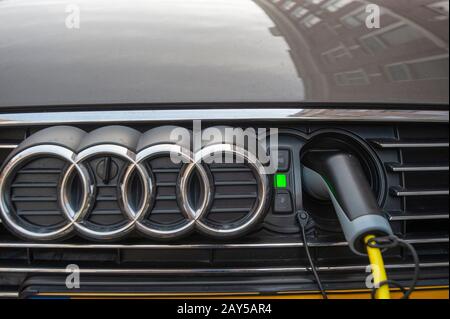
(208, 163, 258, 225)
(85, 155, 127, 227)
(371, 124, 449, 242)
(9, 156, 66, 227)
(146, 155, 184, 225)
(0, 122, 448, 295)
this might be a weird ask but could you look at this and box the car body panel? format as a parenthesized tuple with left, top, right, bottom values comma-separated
(0, 0, 448, 108)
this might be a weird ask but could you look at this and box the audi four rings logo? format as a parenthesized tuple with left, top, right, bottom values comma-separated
(0, 126, 270, 241)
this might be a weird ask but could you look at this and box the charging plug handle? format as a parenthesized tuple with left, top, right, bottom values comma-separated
(302, 151, 392, 255)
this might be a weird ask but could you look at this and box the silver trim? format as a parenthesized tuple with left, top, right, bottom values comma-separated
(0, 145, 80, 240)
(134, 144, 209, 239)
(0, 236, 447, 249)
(189, 144, 270, 237)
(64, 144, 153, 240)
(387, 211, 449, 221)
(371, 139, 449, 148)
(0, 109, 448, 126)
(0, 262, 447, 274)
(387, 163, 449, 172)
(0, 143, 19, 149)
(405, 237, 449, 244)
(0, 292, 19, 298)
(0, 139, 270, 240)
(0, 241, 346, 249)
(390, 186, 449, 197)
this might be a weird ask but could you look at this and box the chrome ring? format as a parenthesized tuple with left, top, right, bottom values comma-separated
(192, 144, 270, 237)
(0, 145, 79, 240)
(62, 144, 152, 240)
(0, 140, 270, 241)
(132, 144, 211, 239)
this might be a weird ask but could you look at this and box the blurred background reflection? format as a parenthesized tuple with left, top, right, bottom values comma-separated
(255, 0, 449, 104)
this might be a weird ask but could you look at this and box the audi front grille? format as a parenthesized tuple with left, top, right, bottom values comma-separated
(0, 109, 448, 298)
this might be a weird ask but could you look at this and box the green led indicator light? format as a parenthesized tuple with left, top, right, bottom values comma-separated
(274, 174, 287, 188)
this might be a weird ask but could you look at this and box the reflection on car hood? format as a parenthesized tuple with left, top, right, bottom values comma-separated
(0, 0, 448, 108)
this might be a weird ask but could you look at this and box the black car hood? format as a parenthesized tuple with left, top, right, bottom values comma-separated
(0, 0, 448, 108)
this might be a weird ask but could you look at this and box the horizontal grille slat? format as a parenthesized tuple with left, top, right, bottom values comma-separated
(88, 210, 122, 216)
(155, 195, 177, 201)
(95, 184, 118, 188)
(152, 168, 181, 173)
(210, 168, 252, 173)
(0, 262, 447, 275)
(0, 235, 446, 249)
(96, 196, 119, 202)
(214, 194, 257, 199)
(151, 209, 181, 214)
(16, 169, 62, 174)
(16, 210, 61, 216)
(370, 139, 449, 148)
(390, 186, 449, 197)
(0, 140, 20, 149)
(155, 182, 177, 187)
(10, 196, 58, 202)
(210, 208, 251, 213)
(386, 163, 449, 172)
(387, 211, 449, 221)
(0, 292, 19, 298)
(214, 181, 257, 186)
(11, 183, 58, 188)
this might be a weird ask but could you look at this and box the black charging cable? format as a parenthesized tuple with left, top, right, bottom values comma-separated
(296, 211, 328, 299)
(367, 235, 420, 299)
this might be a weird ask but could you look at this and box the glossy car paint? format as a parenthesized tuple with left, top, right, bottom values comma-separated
(0, 0, 448, 108)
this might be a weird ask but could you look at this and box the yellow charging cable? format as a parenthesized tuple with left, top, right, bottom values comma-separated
(365, 235, 391, 299)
